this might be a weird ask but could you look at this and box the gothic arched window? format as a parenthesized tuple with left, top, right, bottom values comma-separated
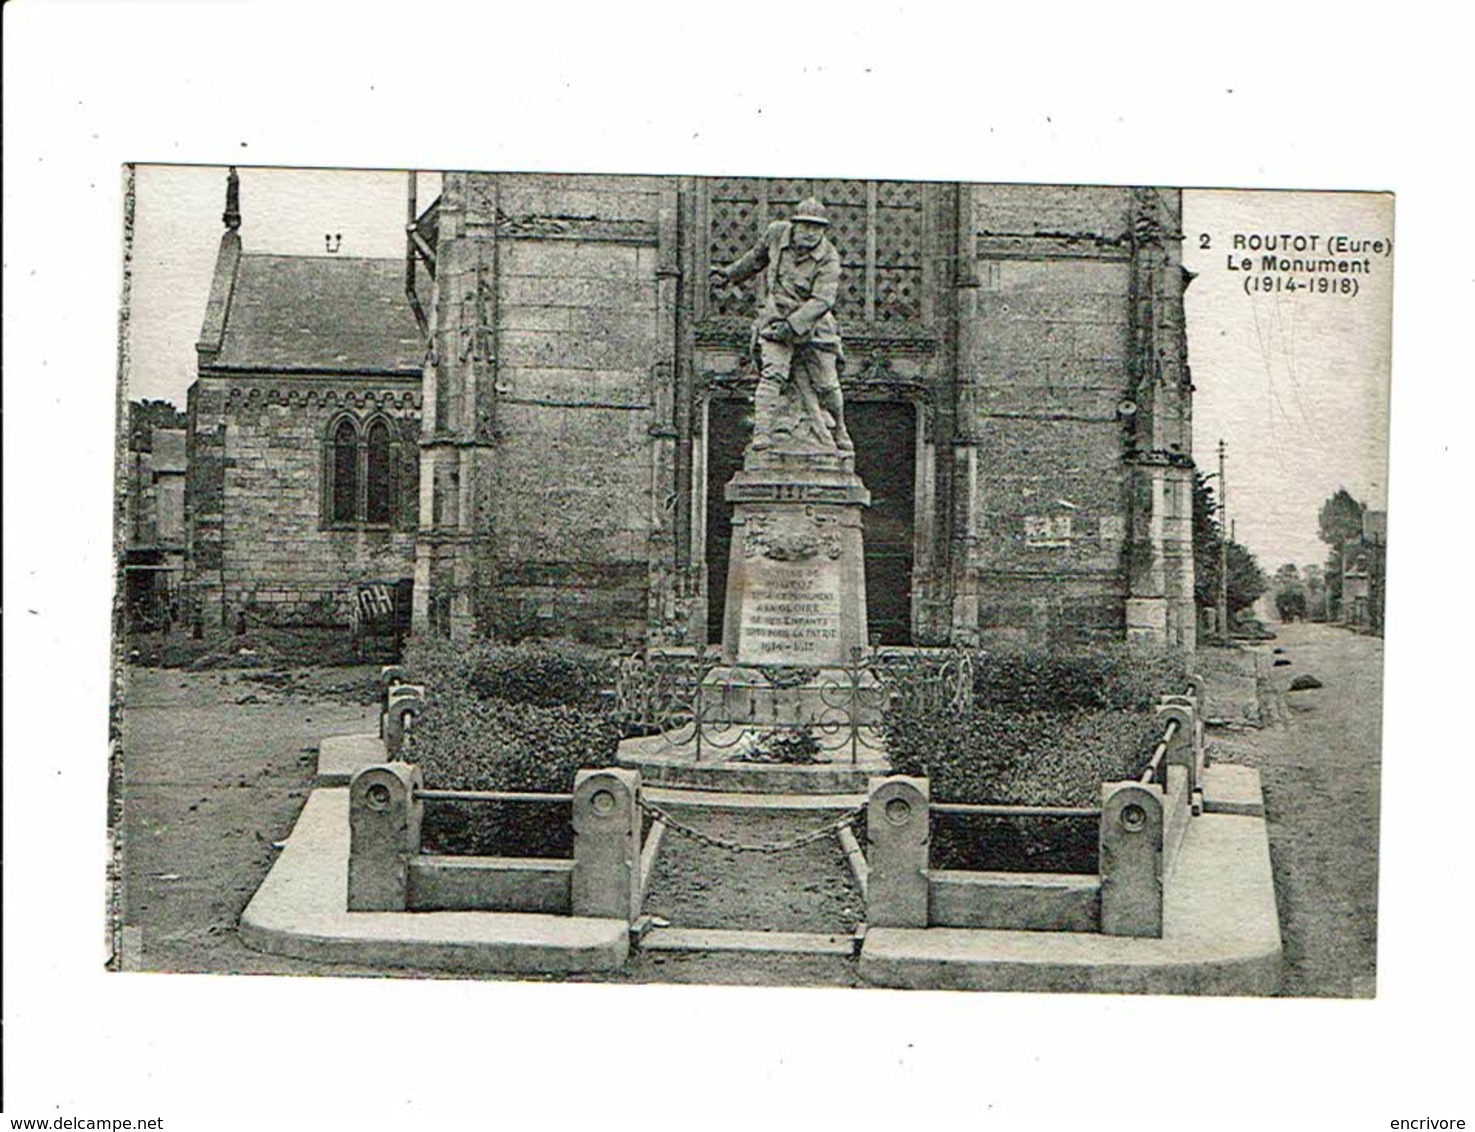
(331, 417, 360, 523)
(365, 420, 394, 525)
(325, 413, 412, 529)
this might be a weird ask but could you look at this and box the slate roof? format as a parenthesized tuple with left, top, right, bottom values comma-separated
(208, 254, 424, 374)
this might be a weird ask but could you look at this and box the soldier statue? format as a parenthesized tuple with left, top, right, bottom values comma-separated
(710, 198, 853, 454)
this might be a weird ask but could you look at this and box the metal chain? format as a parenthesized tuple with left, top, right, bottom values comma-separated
(640, 798, 862, 855)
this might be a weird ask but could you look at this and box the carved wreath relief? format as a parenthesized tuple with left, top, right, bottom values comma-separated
(743, 508, 842, 562)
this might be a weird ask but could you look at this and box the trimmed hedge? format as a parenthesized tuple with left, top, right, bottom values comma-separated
(884, 707, 1169, 809)
(403, 637, 612, 709)
(882, 645, 1183, 872)
(969, 644, 1187, 713)
(400, 636, 620, 857)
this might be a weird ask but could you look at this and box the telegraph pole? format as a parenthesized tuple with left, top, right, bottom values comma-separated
(1217, 439, 1230, 642)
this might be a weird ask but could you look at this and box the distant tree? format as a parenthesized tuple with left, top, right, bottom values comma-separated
(1324, 549, 1344, 614)
(1192, 472, 1223, 609)
(1193, 471, 1267, 617)
(1318, 487, 1368, 618)
(1225, 541, 1269, 616)
(128, 398, 187, 452)
(1276, 588, 1308, 621)
(1319, 488, 1367, 549)
(1302, 563, 1328, 620)
(1273, 563, 1307, 622)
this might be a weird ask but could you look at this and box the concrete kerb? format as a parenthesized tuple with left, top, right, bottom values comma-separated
(858, 699, 1278, 992)
(1157, 685, 1206, 812)
(240, 789, 628, 973)
(571, 768, 642, 922)
(865, 776, 929, 928)
(317, 671, 420, 786)
(316, 732, 389, 787)
(1099, 781, 1166, 938)
(859, 809, 1282, 995)
(259, 674, 1278, 986)
(341, 763, 645, 918)
(347, 763, 423, 911)
(248, 761, 639, 973)
(858, 753, 1281, 994)
(377, 666, 409, 737)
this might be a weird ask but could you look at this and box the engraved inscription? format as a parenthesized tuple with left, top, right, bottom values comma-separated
(736, 557, 845, 666)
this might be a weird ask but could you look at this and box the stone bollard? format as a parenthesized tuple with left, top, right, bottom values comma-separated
(1155, 701, 1200, 796)
(866, 776, 930, 928)
(383, 685, 426, 756)
(348, 763, 423, 912)
(571, 768, 642, 923)
(1099, 781, 1164, 938)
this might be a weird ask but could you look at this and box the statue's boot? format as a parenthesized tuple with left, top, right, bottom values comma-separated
(820, 388, 855, 453)
(751, 377, 782, 450)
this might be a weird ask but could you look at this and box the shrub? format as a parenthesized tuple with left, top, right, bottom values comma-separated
(885, 707, 1166, 808)
(884, 703, 1166, 874)
(883, 644, 1185, 803)
(400, 635, 621, 857)
(881, 644, 1182, 871)
(406, 695, 622, 858)
(969, 643, 1187, 713)
(403, 636, 613, 709)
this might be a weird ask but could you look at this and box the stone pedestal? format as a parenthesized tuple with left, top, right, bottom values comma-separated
(720, 451, 871, 668)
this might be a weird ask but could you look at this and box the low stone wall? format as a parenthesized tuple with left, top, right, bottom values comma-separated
(928, 871, 1100, 932)
(408, 856, 573, 914)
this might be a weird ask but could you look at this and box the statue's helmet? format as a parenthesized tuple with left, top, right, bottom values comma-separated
(790, 197, 831, 226)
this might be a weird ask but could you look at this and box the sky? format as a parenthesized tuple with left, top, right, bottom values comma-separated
(129, 165, 440, 403)
(1183, 190, 1392, 568)
(127, 166, 1392, 573)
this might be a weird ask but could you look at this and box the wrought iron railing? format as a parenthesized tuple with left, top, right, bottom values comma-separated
(612, 645, 974, 764)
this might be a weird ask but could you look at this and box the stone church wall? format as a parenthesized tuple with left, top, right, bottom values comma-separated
(422, 174, 668, 644)
(185, 376, 420, 629)
(416, 176, 1193, 650)
(962, 185, 1193, 646)
(970, 250, 1137, 641)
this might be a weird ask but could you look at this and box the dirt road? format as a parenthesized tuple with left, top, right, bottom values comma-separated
(117, 665, 380, 974)
(1211, 621, 1383, 997)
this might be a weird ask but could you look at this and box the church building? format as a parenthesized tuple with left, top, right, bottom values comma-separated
(182, 170, 1197, 651)
(184, 172, 423, 632)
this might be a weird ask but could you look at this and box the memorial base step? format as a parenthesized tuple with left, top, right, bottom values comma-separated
(638, 926, 861, 957)
(617, 728, 888, 795)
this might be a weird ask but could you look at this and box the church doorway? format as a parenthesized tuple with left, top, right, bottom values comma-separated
(704, 398, 917, 646)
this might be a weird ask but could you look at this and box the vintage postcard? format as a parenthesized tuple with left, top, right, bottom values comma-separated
(111, 165, 1391, 1000)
